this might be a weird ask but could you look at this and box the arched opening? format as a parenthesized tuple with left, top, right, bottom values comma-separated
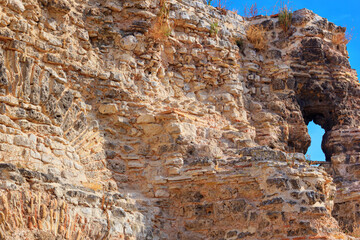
(306, 121, 326, 162)
(297, 93, 335, 162)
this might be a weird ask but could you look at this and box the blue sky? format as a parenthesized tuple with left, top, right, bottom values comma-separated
(224, 0, 359, 161)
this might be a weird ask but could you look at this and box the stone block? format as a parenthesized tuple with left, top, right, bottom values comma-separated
(137, 114, 155, 124)
(99, 104, 118, 114)
(113, 116, 130, 126)
(155, 189, 170, 198)
(141, 124, 163, 135)
(44, 53, 63, 65)
(41, 154, 53, 164)
(8, 40, 26, 52)
(78, 29, 89, 41)
(8, 0, 25, 13)
(9, 19, 28, 32)
(119, 35, 138, 51)
(13, 135, 30, 147)
(0, 29, 15, 40)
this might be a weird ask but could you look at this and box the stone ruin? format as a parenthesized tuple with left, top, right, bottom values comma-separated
(0, 0, 359, 239)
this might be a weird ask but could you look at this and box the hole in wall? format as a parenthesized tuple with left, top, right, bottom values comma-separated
(306, 121, 326, 162)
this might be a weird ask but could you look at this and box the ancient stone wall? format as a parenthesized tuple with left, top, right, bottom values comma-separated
(0, 0, 359, 239)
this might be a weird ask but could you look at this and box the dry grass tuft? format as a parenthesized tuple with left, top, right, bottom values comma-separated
(332, 32, 351, 45)
(215, 0, 228, 15)
(244, 3, 258, 18)
(148, 0, 172, 40)
(208, 0, 228, 15)
(352, 225, 360, 238)
(246, 25, 267, 51)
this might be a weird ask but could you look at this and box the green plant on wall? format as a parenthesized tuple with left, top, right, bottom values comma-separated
(278, 6, 292, 33)
(207, 0, 212, 5)
(210, 22, 219, 36)
(163, 25, 172, 37)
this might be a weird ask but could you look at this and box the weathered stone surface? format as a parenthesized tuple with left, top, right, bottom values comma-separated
(98, 103, 118, 114)
(0, 0, 358, 239)
(136, 114, 155, 124)
(118, 35, 138, 51)
(8, 0, 25, 13)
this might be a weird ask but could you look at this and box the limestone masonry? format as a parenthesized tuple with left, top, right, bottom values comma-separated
(0, 0, 359, 239)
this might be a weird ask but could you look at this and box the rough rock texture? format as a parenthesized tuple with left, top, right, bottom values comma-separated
(0, 0, 359, 239)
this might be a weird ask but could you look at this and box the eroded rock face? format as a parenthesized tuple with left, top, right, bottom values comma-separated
(0, 0, 359, 239)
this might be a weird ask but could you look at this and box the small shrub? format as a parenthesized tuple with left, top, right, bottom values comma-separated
(332, 31, 352, 45)
(244, 3, 258, 18)
(159, 0, 170, 18)
(148, 0, 172, 40)
(217, 7, 227, 15)
(161, 24, 172, 37)
(246, 25, 267, 51)
(208, 0, 227, 15)
(210, 22, 219, 36)
(149, 22, 172, 40)
(216, 0, 227, 10)
(278, 5, 292, 33)
(353, 225, 360, 238)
